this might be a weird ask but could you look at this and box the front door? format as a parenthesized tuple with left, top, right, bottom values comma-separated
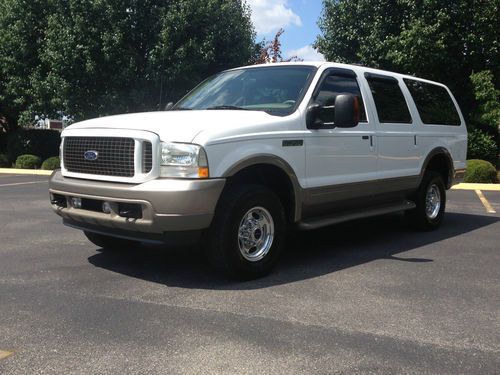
(304, 68, 377, 217)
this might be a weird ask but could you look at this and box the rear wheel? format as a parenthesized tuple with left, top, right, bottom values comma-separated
(205, 184, 286, 280)
(84, 231, 139, 250)
(406, 171, 446, 230)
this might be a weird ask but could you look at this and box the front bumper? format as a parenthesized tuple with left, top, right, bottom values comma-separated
(49, 171, 225, 244)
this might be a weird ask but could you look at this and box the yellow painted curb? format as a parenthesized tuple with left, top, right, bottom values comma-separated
(0, 168, 53, 176)
(452, 183, 500, 191)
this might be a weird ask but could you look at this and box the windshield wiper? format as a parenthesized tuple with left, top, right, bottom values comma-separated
(171, 107, 192, 111)
(206, 105, 249, 111)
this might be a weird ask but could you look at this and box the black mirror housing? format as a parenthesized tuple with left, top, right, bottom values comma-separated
(307, 95, 359, 129)
(334, 94, 359, 128)
(306, 104, 324, 129)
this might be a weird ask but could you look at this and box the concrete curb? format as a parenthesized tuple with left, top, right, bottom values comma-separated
(0, 168, 53, 176)
(452, 183, 500, 191)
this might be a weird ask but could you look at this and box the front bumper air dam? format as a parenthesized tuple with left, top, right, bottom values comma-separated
(49, 171, 225, 244)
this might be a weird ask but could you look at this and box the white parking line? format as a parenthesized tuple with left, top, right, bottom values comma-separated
(475, 190, 496, 214)
(0, 181, 46, 187)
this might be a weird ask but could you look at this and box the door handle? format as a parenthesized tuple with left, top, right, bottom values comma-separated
(362, 135, 374, 147)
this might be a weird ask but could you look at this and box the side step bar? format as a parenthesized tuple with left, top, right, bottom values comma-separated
(297, 200, 416, 231)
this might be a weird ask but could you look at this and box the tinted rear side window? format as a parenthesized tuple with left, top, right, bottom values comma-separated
(404, 79, 461, 125)
(366, 74, 412, 124)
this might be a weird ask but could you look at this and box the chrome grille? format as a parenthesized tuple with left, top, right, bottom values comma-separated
(142, 141, 152, 173)
(63, 137, 135, 177)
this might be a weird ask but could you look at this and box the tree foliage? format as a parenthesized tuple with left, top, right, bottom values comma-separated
(0, 0, 51, 129)
(0, 0, 255, 128)
(470, 70, 500, 130)
(315, 0, 500, 119)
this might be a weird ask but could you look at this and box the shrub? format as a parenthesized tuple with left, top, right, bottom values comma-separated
(6, 129, 61, 163)
(41, 156, 60, 170)
(15, 154, 42, 169)
(467, 128, 497, 164)
(0, 153, 10, 167)
(464, 159, 497, 183)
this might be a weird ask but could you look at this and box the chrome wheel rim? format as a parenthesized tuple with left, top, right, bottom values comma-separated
(238, 206, 274, 262)
(425, 184, 441, 219)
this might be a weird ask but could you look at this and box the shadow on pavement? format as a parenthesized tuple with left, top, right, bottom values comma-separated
(88, 212, 498, 290)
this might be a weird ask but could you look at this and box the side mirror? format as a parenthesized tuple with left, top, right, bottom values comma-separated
(334, 94, 359, 128)
(164, 102, 174, 111)
(306, 104, 324, 129)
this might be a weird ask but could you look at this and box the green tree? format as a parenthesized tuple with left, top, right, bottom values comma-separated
(0, 0, 53, 129)
(0, 0, 255, 127)
(37, 0, 167, 120)
(315, 0, 500, 119)
(151, 0, 255, 104)
(470, 70, 500, 130)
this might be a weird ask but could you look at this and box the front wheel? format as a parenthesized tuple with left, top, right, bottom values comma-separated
(406, 171, 446, 230)
(205, 184, 286, 280)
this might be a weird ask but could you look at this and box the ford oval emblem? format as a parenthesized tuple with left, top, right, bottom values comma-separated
(84, 150, 99, 161)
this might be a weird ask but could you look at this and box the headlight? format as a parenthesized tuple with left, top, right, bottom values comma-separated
(160, 142, 209, 178)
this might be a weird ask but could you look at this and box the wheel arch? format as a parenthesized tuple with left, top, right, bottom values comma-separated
(419, 147, 454, 189)
(222, 155, 303, 223)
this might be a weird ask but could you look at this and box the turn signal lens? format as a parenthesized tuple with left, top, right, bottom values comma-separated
(198, 167, 209, 178)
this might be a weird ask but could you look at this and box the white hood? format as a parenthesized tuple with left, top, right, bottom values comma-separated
(64, 110, 287, 144)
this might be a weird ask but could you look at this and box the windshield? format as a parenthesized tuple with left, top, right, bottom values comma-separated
(174, 66, 317, 116)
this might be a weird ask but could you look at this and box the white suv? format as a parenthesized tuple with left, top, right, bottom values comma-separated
(49, 62, 467, 279)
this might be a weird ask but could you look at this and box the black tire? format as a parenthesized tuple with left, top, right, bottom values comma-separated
(205, 184, 286, 280)
(84, 231, 139, 250)
(405, 171, 446, 230)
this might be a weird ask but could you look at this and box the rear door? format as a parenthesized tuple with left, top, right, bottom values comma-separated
(363, 73, 420, 180)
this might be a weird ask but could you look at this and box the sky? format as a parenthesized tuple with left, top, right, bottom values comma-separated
(246, 0, 325, 61)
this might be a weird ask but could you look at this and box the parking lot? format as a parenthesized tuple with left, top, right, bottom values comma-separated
(0, 174, 499, 374)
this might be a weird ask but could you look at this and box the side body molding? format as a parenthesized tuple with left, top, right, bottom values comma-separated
(222, 155, 304, 222)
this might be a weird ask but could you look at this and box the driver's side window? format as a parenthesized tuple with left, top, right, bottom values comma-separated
(314, 74, 367, 125)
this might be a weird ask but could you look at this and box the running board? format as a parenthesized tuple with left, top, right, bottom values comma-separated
(297, 200, 416, 231)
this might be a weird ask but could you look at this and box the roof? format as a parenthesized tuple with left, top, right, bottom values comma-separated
(230, 61, 448, 88)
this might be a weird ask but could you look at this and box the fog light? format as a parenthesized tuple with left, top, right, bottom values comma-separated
(50, 194, 67, 208)
(102, 202, 112, 214)
(70, 197, 82, 209)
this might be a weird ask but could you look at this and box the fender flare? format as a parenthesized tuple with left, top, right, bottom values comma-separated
(222, 154, 303, 222)
(419, 147, 454, 189)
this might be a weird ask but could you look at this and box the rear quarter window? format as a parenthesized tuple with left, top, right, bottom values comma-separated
(403, 79, 461, 126)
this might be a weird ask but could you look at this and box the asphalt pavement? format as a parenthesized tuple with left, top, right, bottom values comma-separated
(0, 174, 499, 374)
